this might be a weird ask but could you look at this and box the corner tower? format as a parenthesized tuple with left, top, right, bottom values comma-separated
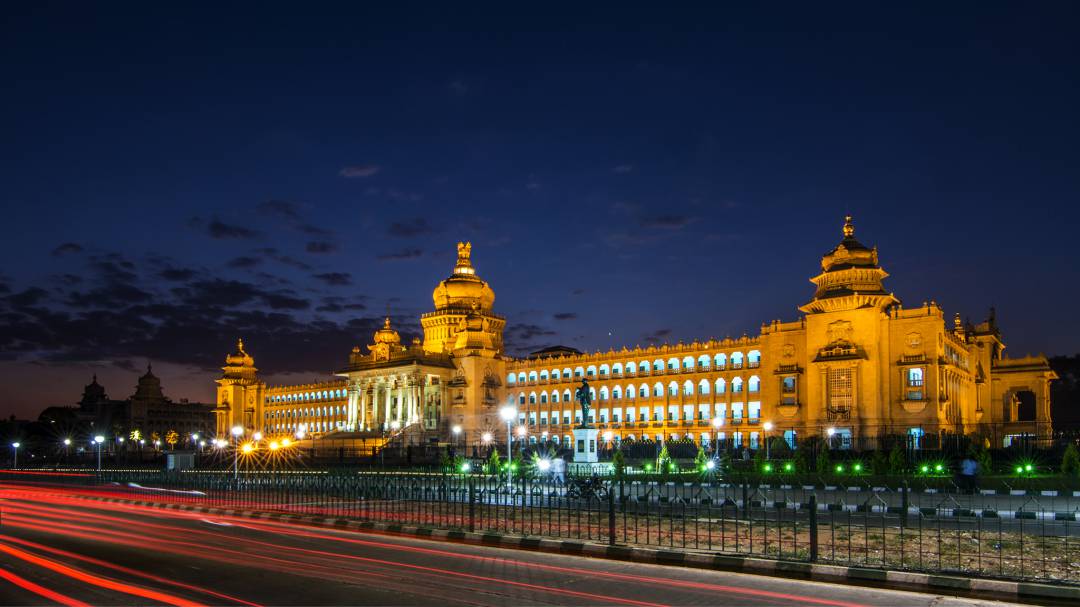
(215, 338, 265, 437)
(421, 242, 505, 355)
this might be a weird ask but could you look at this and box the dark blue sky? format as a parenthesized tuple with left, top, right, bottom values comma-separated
(2, 3, 1079, 417)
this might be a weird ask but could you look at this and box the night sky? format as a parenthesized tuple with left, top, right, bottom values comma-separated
(2, 4, 1079, 419)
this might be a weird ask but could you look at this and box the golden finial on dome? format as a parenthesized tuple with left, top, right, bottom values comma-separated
(236, 338, 245, 354)
(383, 316, 391, 329)
(842, 215, 854, 238)
(454, 242, 475, 275)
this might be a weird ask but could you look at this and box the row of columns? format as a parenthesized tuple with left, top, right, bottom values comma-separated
(345, 374, 427, 431)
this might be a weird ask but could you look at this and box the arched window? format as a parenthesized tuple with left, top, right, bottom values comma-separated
(699, 379, 710, 395)
(714, 353, 727, 369)
(716, 378, 726, 394)
(748, 375, 761, 392)
(551, 391, 560, 403)
(528, 371, 537, 382)
(653, 382, 663, 397)
(639, 386, 648, 398)
(639, 361, 650, 374)
(600, 387, 609, 400)
(683, 380, 694, 396)
(586, 365, 597, 377)
(599, 364, 609, 376)
(563, 390, 572, 402)
(748, 350, 761, 367)
(682, 356, 695, 369)
(626, 384, 635, 399)
(540, 393, 548, 404)
(550, 369, 560, 380)
(563, 368, 572, 379)
(518, 392, 526, 405)
(626, 361, 636, 374)
(517, 372, 526, 383)
(613, 363, 623, 375)
(653, 359, 663, 371)
(589, 387, 596, 401)
(731, 352, 745, 369)
(613, 386, 622, 399)
(668, 381, 678, 397)
(698, 354, 710, 369)
(529, 392, 537, 404)
(732, 377, 744, 393)
(539, 370, 549, 381)
(667, 357, 679, 370)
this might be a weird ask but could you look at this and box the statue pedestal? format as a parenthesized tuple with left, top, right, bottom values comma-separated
(572, 426, 599, 464)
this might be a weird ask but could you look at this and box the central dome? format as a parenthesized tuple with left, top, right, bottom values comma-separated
(432, 242, 495, 311)
(372, 316, 401, 345)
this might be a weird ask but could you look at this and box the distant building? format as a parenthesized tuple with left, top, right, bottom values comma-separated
(42, 366, 215, 440)
(216, 218, 1056, 450)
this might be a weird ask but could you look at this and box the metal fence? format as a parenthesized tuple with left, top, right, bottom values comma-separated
(47, 469, 1075, 587)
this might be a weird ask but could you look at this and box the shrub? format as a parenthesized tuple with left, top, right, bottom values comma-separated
(816, 448, 831, 473)
(612, 449, 626, 477)
(485, 450, 502, 475)
(870, 449, 889, 475)
(1062, 443, 1080, 477)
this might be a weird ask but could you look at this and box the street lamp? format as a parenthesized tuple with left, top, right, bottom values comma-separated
(499, 405, 517, 485)
(451, 424, 462, 453)
(711, 416, 724, 457)
(11, 442, 20, 469)
(231, 425, 244, 480)
(763, 421, 774, 460)
(826, 426, 836, 451)
(93, 435, 105, 471)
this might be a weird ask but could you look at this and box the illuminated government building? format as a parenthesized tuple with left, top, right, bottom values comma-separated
(215, 218, 1055, 451)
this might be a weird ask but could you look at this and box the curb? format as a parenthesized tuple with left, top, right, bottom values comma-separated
(75, 494, 1079, 604)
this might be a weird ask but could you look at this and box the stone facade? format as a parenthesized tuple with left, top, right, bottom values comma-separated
(217, 219, 1056, 450)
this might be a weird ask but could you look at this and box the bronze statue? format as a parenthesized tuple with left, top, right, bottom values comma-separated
(575, 378, 593, 427)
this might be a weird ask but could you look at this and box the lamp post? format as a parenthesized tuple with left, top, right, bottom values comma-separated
(451, 424, 462, 455)
(63, 438, 71, 464)
(499, 405, 517, 486)
(711, 416, 724, 458)
(826, 426, 836, 451)
(763, 421, 774, 460)
(11, 442, 20, 469)
(515, 425, 527, 455)
(93, 435, 105, 471)
(230, 425, 244, 480)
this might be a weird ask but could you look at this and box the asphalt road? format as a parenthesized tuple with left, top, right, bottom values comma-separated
(0, 485, 1030, 607)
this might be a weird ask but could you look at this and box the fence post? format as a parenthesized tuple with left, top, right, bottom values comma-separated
(900, 479, 909, 529)
(607, 482, 616, 546)
(808, 493, 818, 562)
(468, 475, 476, 533)
(741, 482, 749, 519)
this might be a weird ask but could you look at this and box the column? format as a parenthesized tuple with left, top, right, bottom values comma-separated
(384, 379, 392, 429)
(396, 377, 404, 425)
(359, 382, 368, 430)
(346, 383, 359, 430)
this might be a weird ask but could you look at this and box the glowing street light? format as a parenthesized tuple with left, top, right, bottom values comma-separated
(93, 435, 105, 471)
(515, 425, 527, 438)
(711, 416, 724, 456)
(499, 405, 517, 485)
(537, 458, 551, 472)
(763, 421, 774, 459)
(11, 442, 20, 469)
(269, 441, 280, 451)
(481, 432, 493, 444)
(231, 425, 244, 480)
(252, 431, 263, 442)
(241, 443, 254, 454)
(281, 438, 292, 447)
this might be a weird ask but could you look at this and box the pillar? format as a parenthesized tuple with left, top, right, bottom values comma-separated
(384, 380, 392, 429)
(359, 382, 368, 430)
(346, 383, 359, 430)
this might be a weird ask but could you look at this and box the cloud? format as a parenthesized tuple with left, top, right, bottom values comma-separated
(339, 165, 381, 178)
(377, 248, 423, 261)
(313, 272, 351, 286)
(571, 288, 586, 296)
(506, 323, 557, 341)
(190, 217, 260, 240)
(297, 224, 331, 236)
(388, 218, 434, 238)
(255, 248, 312, 270)
(305, 241, 337, 254)
(159, 268, 197, 282)
(227, 256, 261, 269)
(51, 243, 83, 256)
(553, 312, 577, 321)
(644, 328, 672, 344)
(257, 199, 302, 220)
(612, 164, 634, 174)
(639, 215, 695, 230)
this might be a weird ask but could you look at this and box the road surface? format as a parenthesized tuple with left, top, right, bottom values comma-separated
(0, 484, 1030, 606)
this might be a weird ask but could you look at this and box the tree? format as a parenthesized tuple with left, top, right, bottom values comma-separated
(656, 444, 672, 478)
(888, 444, 908, 475)
(871, 449, 889, 475)
(1062, 443, 1080, 477)
(485, 449, 502, 475)
(165, 429, 179, 450)
(611, 449, 626, 478)
(968, 441, 993, 474)
(694, 445, 708, 471)
(792, 447, 808, 473)
(753, 445, 766, 473)
(816, 447, 831, 473)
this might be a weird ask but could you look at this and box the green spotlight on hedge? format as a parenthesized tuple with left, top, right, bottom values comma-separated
(835, 464, 844, 473)
(784, 462, 794, 472)
(1015, 465, 1024, 474)
(1024, 463, 1033, 472)
(920, 465, 929, 474)
(644, 463, 653, 472)
(853, 463, 863, 473)
(934, 463, 943, 473)
(763, 463, 773, 473)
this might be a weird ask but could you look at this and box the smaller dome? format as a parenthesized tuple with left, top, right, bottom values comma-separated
(821, 215, 878, 271)
(225, 338, 255, 367)
(373, 317, 401, 345)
